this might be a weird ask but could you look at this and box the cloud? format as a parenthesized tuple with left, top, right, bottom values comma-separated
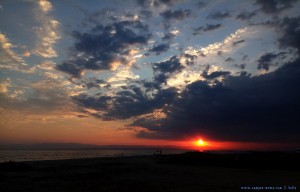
(278, 16, 300, 54)
(149, 43, 170, 55)
(162, 29, 180, 41)
(0, 33, 24, 65)
(137, 0, 175, 8)
(23, 51, 31, 57)
(153, 56, 184, 85)
(132, 58, 300, 143)
(193, 23, 222, 35)
(197, 1, 206, 9)
(207, 11, 231, 20)
(0, 78, 76, 115)
(233, 63, 246, 70)
(107, 67, 140, 88)
(232, 39, 245, 46)
(255, 0, 297, 14)
(0, 33, 33, 73)
(57, 20, 151, 77)
(80, 78, 106, 89)
(236, 11, 256, 20)
(38, 0, 52, 12)
(160, 9, 191, 21)
(257, 52, 286, 71)
(33, 0, 60, 58)
(162, 33, 175, 41)
(0, 78, 12, 96)
(225, 57, 234, 62)
(202, 66, 231, 79)
(73, 86, 178, 120)
(199, 27, 248, 55)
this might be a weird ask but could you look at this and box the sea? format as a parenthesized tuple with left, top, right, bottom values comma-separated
(0, 149, 188, 162)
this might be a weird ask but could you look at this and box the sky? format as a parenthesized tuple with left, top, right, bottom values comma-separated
(0, 0, 300, 150)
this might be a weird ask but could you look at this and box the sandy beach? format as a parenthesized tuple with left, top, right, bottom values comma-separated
(1, 152, 299, 192)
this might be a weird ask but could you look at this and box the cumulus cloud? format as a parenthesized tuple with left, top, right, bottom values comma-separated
(201, 66, 230, 79)
(149, 43, 170, 55)
(236, 11, 256, 20)
(207, 11, 231, 20)
(160, 9, 191, 21)
(257, 52, 286, 71)
(73, 86, 178, 120)
(162, 30, 180, 41)
(153, 55, 184, 85)
(193, 23, 222, 35)
(233, 63, 246, 70)
(132, 58, 300, 142)
(255, 0, 297, 14)
(33, 0, 60, 58)
(57, 20, 151, 77)
(199, 27, 248, 55)
(38, 0, 52, 12)
(278, 16, 300, 54)
(137, 0, 175, 8)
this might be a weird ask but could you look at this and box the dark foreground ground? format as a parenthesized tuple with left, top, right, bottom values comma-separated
(1, 151, 300, 192)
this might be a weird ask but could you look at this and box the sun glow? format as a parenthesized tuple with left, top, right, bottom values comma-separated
(194, 139, 207, 147)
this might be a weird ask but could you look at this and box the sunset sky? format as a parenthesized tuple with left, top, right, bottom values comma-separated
(1, 0, 300, 150)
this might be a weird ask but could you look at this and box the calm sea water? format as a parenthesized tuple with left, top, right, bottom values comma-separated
(0, 149, 188, 162)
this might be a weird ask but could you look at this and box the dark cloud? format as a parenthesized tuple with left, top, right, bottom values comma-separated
(133, 58, 300, 143)
(197, 1, 206, 8)
(153, 56, 183, 73)
(242, 55, 249, 61)
(137, 0, 174, 8)
(161, 9, 191, 21)
(81, 78, 105, 89)
(149, 43, 170, 55)
(278, 16, 300, 54)
(139, 10, 153, 18)
(73, 86, 178, 119)
(74, 94, 112, 112)
(71, 55, 184, 120)
(202, 66, 231, 80)
(225, 57, 234, 62)
(257, 52, 286, 71)
(255, 0, 297, 14)
(233, 63, 246, 70)
(207, 11, 231, 20)
(57, 20, 151, 77)
(162, 33, 175, 41)
(182, 53, 197, 65)
(232, 39, 245, 46)
(153, 56, 184, 84)
(79, 8, 116, 27)
(236, 11, 256, 20)
(193, 23, 222, 35)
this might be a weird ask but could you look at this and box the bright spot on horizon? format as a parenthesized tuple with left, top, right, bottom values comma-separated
(194, 139, 207, 147)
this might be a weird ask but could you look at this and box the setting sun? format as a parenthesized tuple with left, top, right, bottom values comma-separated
(198, 139, 204, 145)
(194, 139, 208, 147)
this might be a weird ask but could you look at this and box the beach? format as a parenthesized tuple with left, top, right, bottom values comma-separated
(1, 152, 299, 192)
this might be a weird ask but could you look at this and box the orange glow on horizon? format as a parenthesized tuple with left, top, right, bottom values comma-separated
(192, 138, 209, 148)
